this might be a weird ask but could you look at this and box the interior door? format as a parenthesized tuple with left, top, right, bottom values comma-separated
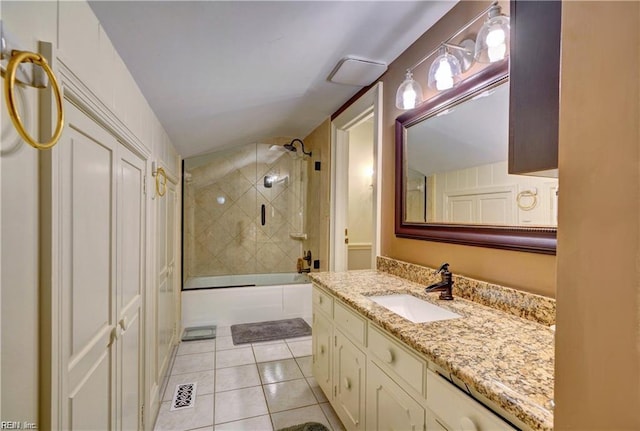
(117, 144, 146, 430)
(60, 102, 117, 430)
(155, 172, 177, 394)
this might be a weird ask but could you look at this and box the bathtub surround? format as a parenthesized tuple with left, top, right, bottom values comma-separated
(184, 139, 307, 278)
(376, 256, 555, 326)
(182, 282, 312, 328)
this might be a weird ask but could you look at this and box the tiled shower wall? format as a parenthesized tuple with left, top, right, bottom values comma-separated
(184, 140, 307, 278)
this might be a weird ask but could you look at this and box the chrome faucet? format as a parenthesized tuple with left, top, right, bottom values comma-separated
(425, 263, 454, 300)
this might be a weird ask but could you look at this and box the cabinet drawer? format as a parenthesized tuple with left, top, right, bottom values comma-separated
(313, 286, 333, 317)
(334, 301, 366, 346)
(368, 325, 426, 397)
(427, 370, 515, 431)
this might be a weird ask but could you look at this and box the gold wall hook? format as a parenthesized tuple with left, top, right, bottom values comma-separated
(155, 166, 167, 197)
(3, 50, 64, 150)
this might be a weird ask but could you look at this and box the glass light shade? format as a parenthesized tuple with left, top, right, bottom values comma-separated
(427, 51, 462, 91)
(475, 9, 510, 63)
(395, 70, 423, 110)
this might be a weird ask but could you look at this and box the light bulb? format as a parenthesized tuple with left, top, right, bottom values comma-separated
(402, 87, 417, 109)
(395, 70, 423, 110)
(474, 5, 510, 63)
(486, 28, 506, 62)
(428, 49, 461, 91)
(434, 58, 454, 90)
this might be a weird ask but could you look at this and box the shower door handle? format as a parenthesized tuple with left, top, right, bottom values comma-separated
(261, 204, 266, 226)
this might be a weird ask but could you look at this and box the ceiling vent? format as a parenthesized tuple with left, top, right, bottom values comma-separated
(328, 56, 387, 86)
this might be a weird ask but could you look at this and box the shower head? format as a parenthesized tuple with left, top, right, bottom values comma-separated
(284, 138, 312, 157)
(283, 142, 297, 152)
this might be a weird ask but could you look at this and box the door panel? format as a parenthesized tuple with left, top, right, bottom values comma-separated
(334, 329, 365, 431)
(366, 361, 425, 431)
(70, 135, 113, 355)
(69, 352, 112, 430)
(117, 144, 146, 430)
(312, 311, 333, 400)
(61, 102, 117, 430)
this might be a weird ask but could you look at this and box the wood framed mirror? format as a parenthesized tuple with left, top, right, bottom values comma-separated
(395, 60, 557, 254)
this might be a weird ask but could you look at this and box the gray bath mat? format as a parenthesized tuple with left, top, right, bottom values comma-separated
(231, 318, 311, 345)
(277, 422, 329, 431)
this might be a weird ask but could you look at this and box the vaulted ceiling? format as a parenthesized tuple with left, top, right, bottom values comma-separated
(89, 1, 457, 158)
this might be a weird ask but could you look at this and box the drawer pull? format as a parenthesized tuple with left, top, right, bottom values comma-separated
(344, 377, 351, 390)
(459, 416, 478, 431)
(383, 349, 394, 364)
(319, 295, 323, 304)
(320, 345, 325, 354)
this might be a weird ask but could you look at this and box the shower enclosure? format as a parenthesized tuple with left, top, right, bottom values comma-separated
(183, 141, 309, 288)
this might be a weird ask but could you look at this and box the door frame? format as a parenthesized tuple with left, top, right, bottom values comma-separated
(330, 82, 383, 271)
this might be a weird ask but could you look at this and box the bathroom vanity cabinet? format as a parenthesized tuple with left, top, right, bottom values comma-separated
(509, 0, 562, 176)
(311, 285, 516, 431)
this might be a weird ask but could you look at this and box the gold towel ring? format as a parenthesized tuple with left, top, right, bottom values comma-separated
(516, 190, 538, 211)
(155, 167, 167, 197)
(4, 50, 64, 150)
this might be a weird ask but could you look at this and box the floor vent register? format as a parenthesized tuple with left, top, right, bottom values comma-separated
(170, 382, 197, 411)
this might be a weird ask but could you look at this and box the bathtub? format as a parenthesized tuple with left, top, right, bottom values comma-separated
(182, 273, 312, 327)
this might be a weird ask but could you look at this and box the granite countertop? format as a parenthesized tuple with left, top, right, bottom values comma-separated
(308, 269, 554, 431)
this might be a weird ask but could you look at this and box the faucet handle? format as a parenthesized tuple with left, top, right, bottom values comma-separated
(437, 262, 450, 274)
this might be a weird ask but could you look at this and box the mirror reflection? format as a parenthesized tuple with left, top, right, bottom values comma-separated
(404, 83, 558, 227)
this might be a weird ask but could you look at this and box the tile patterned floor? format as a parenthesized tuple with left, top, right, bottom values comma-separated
(154, 325, 345, 431)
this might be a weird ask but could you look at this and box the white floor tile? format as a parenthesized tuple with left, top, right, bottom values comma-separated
(263, 378, 317, 413)
(178, 340, 216, 356)
(253, 343, 293, 363)
(215, 336, 245, 351)
(172, 352, 215, 375)
(258, 359, 304, 384)
(154, 394, 214, 431)
(251, 339, 286, 347)
(271, 404, 332, 431)
(287, 339, 312, 358)
(295, 356, 313, 377)
(216, 326, 232, 337)
(215, 347, 255, 369)
(285, 335, 312, 343)
(214, 414, 273, 431)
(163, 370, 215, 401)
(306, 377, 328, 403)
(214, 386, 268, 424)
(215, 364, 261, 392)
(320, 402, 345, 431)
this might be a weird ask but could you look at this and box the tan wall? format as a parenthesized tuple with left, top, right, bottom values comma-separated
(554, 2, 640, 429)
(304, 118, 331, 271)
(377, 0, 557, 297)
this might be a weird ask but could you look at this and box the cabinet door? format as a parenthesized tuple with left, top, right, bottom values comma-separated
(366, 361, 425, 431)
(59, 102, 117, 430)
(312, 311, 333, 400)
(116, 144, 146, 430)
(334, 330, 366, 431)
(509, 0, 562, 175)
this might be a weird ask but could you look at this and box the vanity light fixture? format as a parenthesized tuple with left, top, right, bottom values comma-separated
(427, 47, 462, 91)
(475, 3, 510, 63)
(395, 70, 423, 110)
(395, 1, 509, 110)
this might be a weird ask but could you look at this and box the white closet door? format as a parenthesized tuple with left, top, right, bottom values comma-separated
(60, 102, 117, 430)
(117, 145, 146, 430)
(156, 177, 177, 384)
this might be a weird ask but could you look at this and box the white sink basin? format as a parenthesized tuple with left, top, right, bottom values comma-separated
(369, 294, 461, 323)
